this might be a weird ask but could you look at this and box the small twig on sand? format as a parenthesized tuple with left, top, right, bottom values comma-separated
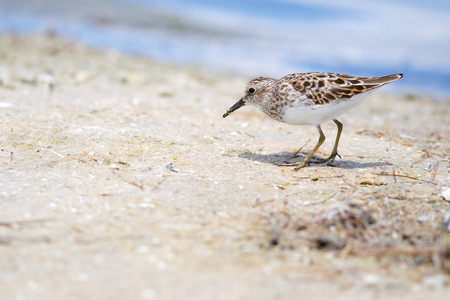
(294, 175, 344, 180)
(376, 173, 440, 186)
(411, 149, 446, 167)
(296, 191, 340, 206)
(40, 148, 65, 158)
(431, 161, 439, 183)
(285, 139, 311, 162)
(253, 198, 275, 207)
(411, 149, 431, 167)
(356, 129, 386, 138)
(393, 140, 413, 146)
(343, 179, 357, 190)
(151, 178, 167, 191)
(112, 169, 144, 190)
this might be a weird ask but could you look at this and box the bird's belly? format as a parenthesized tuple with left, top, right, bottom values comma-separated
(281, 94, 366, 126)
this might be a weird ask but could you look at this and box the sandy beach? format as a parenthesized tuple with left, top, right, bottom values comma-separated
(1, 34, 449, 299)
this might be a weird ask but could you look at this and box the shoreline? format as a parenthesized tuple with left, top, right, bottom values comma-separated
(2, 0, 450, 98)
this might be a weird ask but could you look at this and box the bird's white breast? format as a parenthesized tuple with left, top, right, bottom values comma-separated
(281, 93, 367, 126)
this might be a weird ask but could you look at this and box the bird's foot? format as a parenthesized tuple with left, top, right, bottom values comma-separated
(311, 151, 341, 165)
(276, 159, 310, 170)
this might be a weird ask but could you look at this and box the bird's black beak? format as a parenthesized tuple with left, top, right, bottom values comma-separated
(223, 98, 245, 118)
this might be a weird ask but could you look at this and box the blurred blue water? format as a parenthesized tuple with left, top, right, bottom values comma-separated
(1, 0, 450, 99)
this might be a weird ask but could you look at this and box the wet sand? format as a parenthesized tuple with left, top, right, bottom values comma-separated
(1, 34, 449, 299)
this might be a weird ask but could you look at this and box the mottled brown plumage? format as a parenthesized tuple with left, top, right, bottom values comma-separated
(281, 72, 402, 105)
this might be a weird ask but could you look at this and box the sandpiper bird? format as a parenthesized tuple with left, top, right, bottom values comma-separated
(223, 72, 403, 170)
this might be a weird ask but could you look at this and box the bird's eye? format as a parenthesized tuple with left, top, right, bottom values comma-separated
(248, 87, 256, 94)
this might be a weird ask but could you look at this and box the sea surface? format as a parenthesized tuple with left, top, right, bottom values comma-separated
(1, 0, 450, 99)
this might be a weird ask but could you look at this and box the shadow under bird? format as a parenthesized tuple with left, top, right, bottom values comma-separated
(223, 72, 403, 170)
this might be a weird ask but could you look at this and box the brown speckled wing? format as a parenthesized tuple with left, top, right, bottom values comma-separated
(282, 72, 403, 105)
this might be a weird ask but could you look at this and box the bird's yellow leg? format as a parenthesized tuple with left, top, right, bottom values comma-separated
(312, 119, 342, 164)
(292, 125, 326, 170)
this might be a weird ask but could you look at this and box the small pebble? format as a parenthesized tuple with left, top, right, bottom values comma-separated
(165, 163, 178, 172)
(442, 188, 450, 202)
